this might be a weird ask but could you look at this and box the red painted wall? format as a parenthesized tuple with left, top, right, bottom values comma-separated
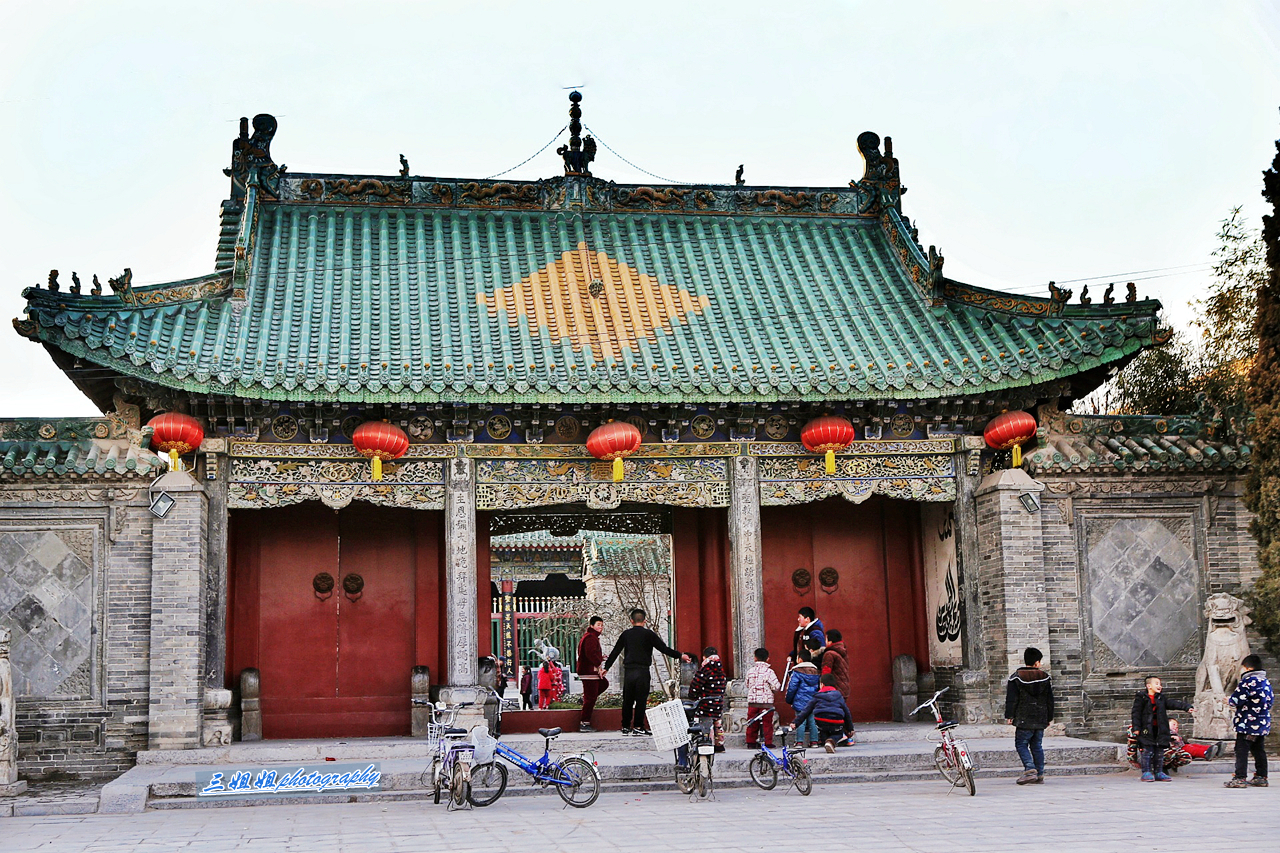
(761, 497, 927, 721)
(672, 507, 733, 676)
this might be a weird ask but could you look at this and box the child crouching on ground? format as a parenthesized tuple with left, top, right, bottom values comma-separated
(1130, 675, 1194, 781)
(744, 647, 781, 750)
(792, 674, 854, 753)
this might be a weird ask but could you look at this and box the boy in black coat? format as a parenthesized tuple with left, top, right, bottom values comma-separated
(1005, 646, 1054, 785)
(1130, 675, 1194, 782)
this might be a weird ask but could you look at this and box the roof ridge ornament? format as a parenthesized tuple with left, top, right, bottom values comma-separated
(557, 92, 596, 177)
(854, 131, 903, 212)
(225, 114, 285, 200)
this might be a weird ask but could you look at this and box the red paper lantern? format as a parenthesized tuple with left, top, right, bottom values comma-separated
(586, 421, 642, 482)
(352, 420, 409, 481)
(148, 412, 204, 471)
(984, 410, 1037, 467)
(801, 415, 856, 474)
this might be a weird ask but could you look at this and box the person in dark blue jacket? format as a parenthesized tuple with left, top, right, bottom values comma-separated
(792, 674, 854, 753)
(785, 660, 821, 748)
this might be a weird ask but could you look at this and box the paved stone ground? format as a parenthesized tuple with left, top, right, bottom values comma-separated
(4, 771, 1275, 852)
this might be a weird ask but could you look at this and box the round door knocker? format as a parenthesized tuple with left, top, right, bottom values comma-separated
(791, 568, 812, 592)
(818, 566, 840, 594)
(312, 572, 335, 601)
(342, 573, 364, 602)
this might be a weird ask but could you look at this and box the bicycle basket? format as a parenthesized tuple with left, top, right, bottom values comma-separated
(470, 723, 497, 764)
(647, 698, 691, 752)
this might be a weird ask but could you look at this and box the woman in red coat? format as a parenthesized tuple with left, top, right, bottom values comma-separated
(577, 616, 607, 732)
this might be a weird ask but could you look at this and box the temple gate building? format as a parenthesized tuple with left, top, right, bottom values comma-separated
(0, 96, 1259, 776)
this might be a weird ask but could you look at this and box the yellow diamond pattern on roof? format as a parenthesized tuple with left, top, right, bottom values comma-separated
(480, 242, 709, 362)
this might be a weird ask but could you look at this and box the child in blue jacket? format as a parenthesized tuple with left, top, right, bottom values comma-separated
(1225, 655, 1273, 788)
(786, 659, 820, 748)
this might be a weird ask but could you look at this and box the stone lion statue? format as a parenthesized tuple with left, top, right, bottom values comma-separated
(533, 638, 559, 664)
(1193, 592, 1251, 741)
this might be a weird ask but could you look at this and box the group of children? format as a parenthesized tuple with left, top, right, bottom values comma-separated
(689, 607, 856, 755)
(1004, 646, 1273, 786)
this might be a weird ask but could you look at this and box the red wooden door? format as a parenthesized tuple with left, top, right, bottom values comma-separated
(255, 504, 341, 737)
(761, 497, 927, 722)
(229, 504, 424, 739)
(333, 504, 417, 736)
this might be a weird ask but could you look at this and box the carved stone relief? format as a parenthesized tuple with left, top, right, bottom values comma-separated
(0, 527, 97, 699)
(1085, 516, 1200, 670)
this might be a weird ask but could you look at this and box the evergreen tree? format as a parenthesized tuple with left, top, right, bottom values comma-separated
(1245, 127, 1280, 654)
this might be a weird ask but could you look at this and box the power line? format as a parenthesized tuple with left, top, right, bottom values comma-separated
(483, 126, 569, 180)
(584, 125, 695, 185)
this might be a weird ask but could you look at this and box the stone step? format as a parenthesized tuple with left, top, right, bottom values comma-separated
(141, 762, 1137, 811)
(134, 723, 1065, 766)
(103, 735, 1132, 813)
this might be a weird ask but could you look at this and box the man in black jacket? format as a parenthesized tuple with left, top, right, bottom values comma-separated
(1005, 647, 1054, 785)
(603, 609, 691, 735)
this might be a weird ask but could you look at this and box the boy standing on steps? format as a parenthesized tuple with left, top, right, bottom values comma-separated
(1005, 646, 1054, 785)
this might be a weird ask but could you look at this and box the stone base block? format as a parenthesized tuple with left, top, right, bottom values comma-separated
(0, 780, 28, 797)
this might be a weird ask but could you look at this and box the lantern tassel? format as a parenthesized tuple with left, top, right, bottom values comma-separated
(825, 448, 836, 475)
(372, 456, 383, 481)
(1012, 444, 1022, 468)
(168, 449, 180, 472)
(612, 456, 624, 483)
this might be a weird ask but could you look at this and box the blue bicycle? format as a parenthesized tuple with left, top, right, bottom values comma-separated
(467, 725, 601, 808)
(745, 708, 813, 795)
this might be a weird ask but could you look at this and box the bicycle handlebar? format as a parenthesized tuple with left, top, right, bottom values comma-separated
(908, 686, 950, 717)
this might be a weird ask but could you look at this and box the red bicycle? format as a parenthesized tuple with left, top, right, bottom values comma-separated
(911, 687, 976, 796)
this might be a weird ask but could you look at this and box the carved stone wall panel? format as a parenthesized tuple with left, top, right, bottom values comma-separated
(747, 439, 958, 457)
(758, 453, 953, 480)
(760, 477, 956, 506)
(1083, 515, 1201, 670)
(477, 457, 727, 485)
(476, 482, 728, 511)
(228, 457, 445, 511)
(0, 522, 102, 701)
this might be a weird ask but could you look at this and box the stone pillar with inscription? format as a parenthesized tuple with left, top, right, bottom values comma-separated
(201, 439, 233, 745)
(725, 454, 765, 735)
(974, 466, 1050, 720)
(441, 456, 484, 718)
(146, 470, 209, 750)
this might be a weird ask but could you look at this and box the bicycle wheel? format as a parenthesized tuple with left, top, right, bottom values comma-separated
(421, 757, 438, 791)
(788, 757, 812, 796)
(696, 754, 712, 799)
(554, 757, 601, 808)
(467, 761, 508, 807)
(675, 760, 696, 794)
(959, 763, 977, 796)
(748, 753, 778, 791)
(933, 745, 960, 785)
(450, 761, 470, 807)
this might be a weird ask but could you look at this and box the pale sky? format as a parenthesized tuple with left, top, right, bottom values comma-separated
(3, 1, 1279, 416)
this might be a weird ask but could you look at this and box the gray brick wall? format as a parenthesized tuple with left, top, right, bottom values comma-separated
(0, 488, 156, 778)
(1030, 476, 1266, 741)
(146, 473, 208, 750)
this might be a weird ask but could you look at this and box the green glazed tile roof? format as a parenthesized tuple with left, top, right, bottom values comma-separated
(16, 177, 1163, 405)
(0, 440, 163, 478)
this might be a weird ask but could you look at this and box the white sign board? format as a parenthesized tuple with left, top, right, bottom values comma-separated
(921, 503, 963, 667)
